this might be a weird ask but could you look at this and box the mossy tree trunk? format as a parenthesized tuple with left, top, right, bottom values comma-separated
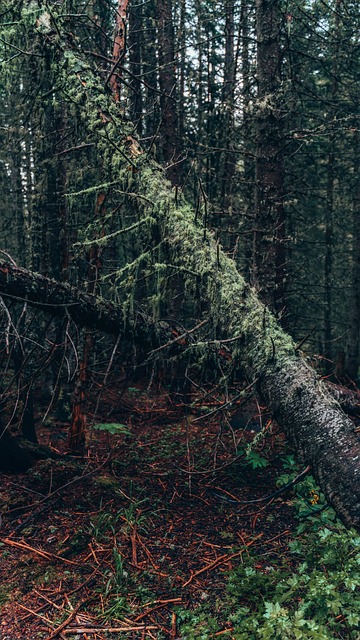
(0, 219, 359, 531)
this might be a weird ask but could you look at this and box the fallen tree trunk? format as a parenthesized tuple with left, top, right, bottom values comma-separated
(0, 229, 359, 530)
(0, 262, 125, 334)
(1, 13, 359, 531)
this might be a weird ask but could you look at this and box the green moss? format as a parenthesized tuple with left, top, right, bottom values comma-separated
(36, 13, 298, 380)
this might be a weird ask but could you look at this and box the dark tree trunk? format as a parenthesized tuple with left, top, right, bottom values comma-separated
(128, 0, 143, 134)
(157, 0, 180, 185)
(109, 0, 129, 102)
(345, 131, 360, 380)
(253, 0, 286, 316)
(220, 0, 236, 215)
(0, 262, 124, 334)
(239, 0, 255, 281)
(324, 1, 341, 370)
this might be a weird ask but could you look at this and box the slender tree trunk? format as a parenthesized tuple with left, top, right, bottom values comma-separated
(324, 130, 335, 369)
(324, 0, 341, 370)
(253, 0, 286, 316)
(220, 0, 236, 215)
(346, 129, 360, 380)
(195, 0, 204, 200)
(143, 0, 158, 142)
(157, 0, 180, 185)
(129, 0, 143, 134)
(109, 0, 129, 102)
(178, 0, 186, 152)
(240, 0, 255, 280)
(68, 192, 105, 451)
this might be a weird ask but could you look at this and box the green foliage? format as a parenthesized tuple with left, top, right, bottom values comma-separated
(92, 423, 130, 436)
(176, 607, 222, 639)
(177, 471, 360, 639)
(245, 450, 268, 469)
(0, 585, 11, 610)
(225, 520, 360, 638)
(88, 511, 117, 541)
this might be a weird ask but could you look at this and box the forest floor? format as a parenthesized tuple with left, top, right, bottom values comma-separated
(0, 378, 320, 639)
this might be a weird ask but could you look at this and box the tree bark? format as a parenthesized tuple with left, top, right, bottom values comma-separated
(157, 0, 180, 185)
(346, 128, 360, 380)
(0, 262, 124, 334)
(109, 0, 129, 102)
(253, 0, 286, 316)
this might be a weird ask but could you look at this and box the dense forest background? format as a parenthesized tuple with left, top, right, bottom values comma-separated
(1, 0, 360, 382)
(0, 2, 360, 638)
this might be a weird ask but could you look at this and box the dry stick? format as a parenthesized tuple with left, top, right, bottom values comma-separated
(44, 598, 90, 640)
(191, 377, 259, 422)
(19, 573, 98, 622)
(182, 534, 263, 587)
(134, 600, 181, 623)
(0, 537, 79, 565)
(147, 318, 209, 357)
(91, 333, 121, 430)
(17, 604, 67, 640)
(141, 598, 182, 608)
(133, 532, 169, 577)
(33, 589, 63, 611)
(62, 626, 158, 634)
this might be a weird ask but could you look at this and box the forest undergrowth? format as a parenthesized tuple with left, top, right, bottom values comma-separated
(0, 377, 359, 640)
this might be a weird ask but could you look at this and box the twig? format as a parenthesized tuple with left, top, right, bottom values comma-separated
(17, 604, 67, 640)
(148, 319, 209, 357)
(134, 599, 182, 623)
(0, 537, 79, 565)
(62, 626, 158, 634)
(191, 378, 258, 422)
(295, 326, 316, 351)
(182, 534, 262, 587)
(44, 599, 88, 640)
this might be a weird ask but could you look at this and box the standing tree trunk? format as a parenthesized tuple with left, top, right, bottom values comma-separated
(177, 0, 186, 156)
(109, 0, 129, 102)
(324, 0, 341, 371)
(157, 0, 180, 185)
(346, 128, 360, 381)
(239, 0, 255, 281)
(253, 0, 286, 317)
(68, 188, 106, 450)
(220, 0, 236, 217)
(128, 0, 143, 134)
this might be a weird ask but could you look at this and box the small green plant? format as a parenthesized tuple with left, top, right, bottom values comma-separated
(121, 500, 148, 535)
(0, 585, 11, 610)
(245, 449, 268, 469)
(112, 546, 127, 588)
(88, 511, 116, 541)
(176, 606, 222, 639)
(102, 594, 130, 621)
(93, 422, 130, 435)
